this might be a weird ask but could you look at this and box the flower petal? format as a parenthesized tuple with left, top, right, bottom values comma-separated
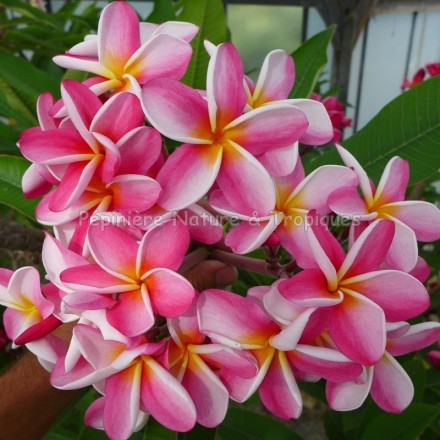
(343, 270, 429, 322)
(374, 157, 409, 206)
(216, 140, 276, 217)
(142, 78, 212, 144)
(140, 357, 197, 432)
(327, 290, 386, 365)
(370, 352, 413, 413)
(156, 143, 223, 211)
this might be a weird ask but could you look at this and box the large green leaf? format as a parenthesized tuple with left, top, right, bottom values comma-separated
(305, 75, 440, 185)
(0, 155, 38, 220)
(360, 403, 440, 440)
(178, 0, 227, 89)
(289, 25, 335, 99)
(147, 0, 176, 23)
(217, 407, 302, 440)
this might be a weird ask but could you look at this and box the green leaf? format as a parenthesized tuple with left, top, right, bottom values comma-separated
(143, 418, 177, 440)
(0, 0, 60, 29)
(404, 358, 426, 403)
(305, 76, 440, 185)
(0, 120, 19, 153)
(0, 50, 59, 99)
(360, 403, 440, 440)
(289, 25, 336, 99)
(178, 424, 216, 440)
(178, 0, 227, 89)
(147, 0, 176, 23)
(0, 155, 38, 220)
(217, 407, 302, 440)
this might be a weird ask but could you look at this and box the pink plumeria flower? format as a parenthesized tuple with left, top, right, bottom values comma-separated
(211, 145, 357, 265)
(52, 324, 197, 439)
(19, 80, 148, 212)
(426, 62, 440, 77)
(243, 49, 333, 173)
(401, 67, 425, 90)
(278, 217, 430, 365)
(327, 321, 440, 413)
(59, 221, 194, 337)
(198, 288, 362, 420)
(142, 42, 310, 214)
(328, 144, 440, 271)
(0, 267, 66, 370)
(53, 1, 197, 97)
(167, 296, 258, 427)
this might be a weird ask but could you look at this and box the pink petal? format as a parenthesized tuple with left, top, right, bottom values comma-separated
(107, 287, 155, 337)
(182, 354, 229, 427)
(61, 80, 101, 150)
(14, 314, 62, 345)
(63, 291, 117, 310)
(207, 42, 247, 132)
(336, 144, 373, 205)
(338, 220, 395, 281)
(328, 186, 373, 219)
(374, 157, 409, 206)
(142, 78, 212, 144)
(216, 141, 276, 217)
(259, 351, 302, 420)
(98, 1, 140, 72)
(197, 289, 278, 349)
(49, 158, 102, 211)
(225, 217, 279, 254)
(384, 218, 418, 272)
(19, 128, 93, 165)
(88, 222, 138, 280)
(117, 126, 162, 175)
(140, 357, 196, 431)
(36, 92, 57, 129)
(287, 345, 363, 382)
(328, 290, 386, 365)
(179, 204, 223, 245)
(109, 175, 162, 213)
(344, 270, 429, 322)
(126, 34, 192, 83)
(61, 264, 134, 293)
(387, 322, 440, 356)
(257, 143, 298, 176)
(137, 220, 190, 274)
(384, 201, 440, 241)
(103, 363, 142, 440)
(326, 368, 373, 411)
(156, 143, 222, 210)
(409, 257, 431, 283)
(52, 54, 112, 78)
(370, 352, 413, 413)
(146, 268, 194, 318)
(288, 165, 358, 214)
(279, 269, 342, 308)
(224, 104, 308, 155)
(90, 93, 144, 143)
(22, 164, 53, 198)
(287, 99, 333, 145)
(153, 21, 199, 42)
(252, 49, 294, 106)
(85, 397, 105, 430)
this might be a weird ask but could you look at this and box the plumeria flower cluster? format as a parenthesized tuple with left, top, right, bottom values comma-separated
(1, 2, 440, 440)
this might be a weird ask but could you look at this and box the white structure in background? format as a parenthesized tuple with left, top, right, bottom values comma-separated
(307, 7, 440, 135)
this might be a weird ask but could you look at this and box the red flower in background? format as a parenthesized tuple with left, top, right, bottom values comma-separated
(310, 93, 352, 142)
(401, 62, 440, 90)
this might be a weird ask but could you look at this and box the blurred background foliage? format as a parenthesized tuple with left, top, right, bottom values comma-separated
(0, 0, 440, 439)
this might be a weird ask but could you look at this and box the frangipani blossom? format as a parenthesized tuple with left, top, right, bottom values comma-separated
(52, 324, 197, 440)
(142, 42, 310, 213)
(327, 321, 440, 413)
(279, 218, 430, 365)
(0, 267, 66, 371)
(167, 297, 258, 427)
(198, 288, 362, 420)
(19, 80, 147, 212)
(53, 1, 197, 97)
(58, 221, 194, 337)
(328, 144, 440, 272)
(212, 145, 357, 265)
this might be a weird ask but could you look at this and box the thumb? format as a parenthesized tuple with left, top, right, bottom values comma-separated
(183, 260, 237, 291)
